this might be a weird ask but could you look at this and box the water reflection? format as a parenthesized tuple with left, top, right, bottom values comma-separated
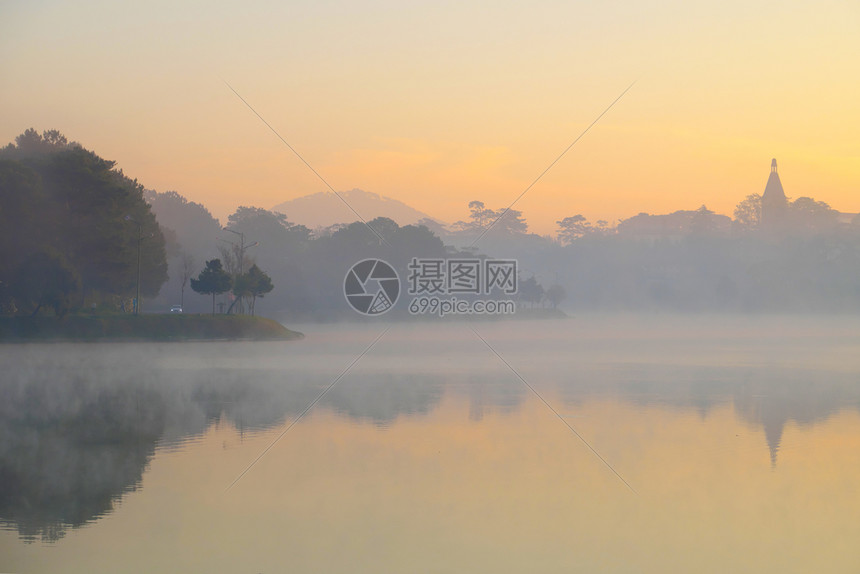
(0, 342, 457, 542)
(547, 364, 860, 467)
(0, 386, 162, 542)
(1, 319, 859, 555)
(731, 372, 855, 467)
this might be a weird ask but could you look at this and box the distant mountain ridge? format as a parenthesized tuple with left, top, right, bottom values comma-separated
(272, 189, 442, 229)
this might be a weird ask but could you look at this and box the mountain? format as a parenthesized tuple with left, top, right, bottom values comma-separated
(272, 189, 442, 230)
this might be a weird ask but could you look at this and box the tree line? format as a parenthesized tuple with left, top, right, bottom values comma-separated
(4, 128, 859, 318)
(143, 173, 860, 315)
(0, 129, 285, 318)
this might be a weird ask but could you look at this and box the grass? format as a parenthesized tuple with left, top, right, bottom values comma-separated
(0, 314, 304, 342)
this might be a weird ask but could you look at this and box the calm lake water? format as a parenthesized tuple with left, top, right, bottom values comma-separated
(2, 316, 860, 573)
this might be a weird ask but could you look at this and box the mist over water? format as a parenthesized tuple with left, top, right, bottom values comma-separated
(2, 316, 860, 573)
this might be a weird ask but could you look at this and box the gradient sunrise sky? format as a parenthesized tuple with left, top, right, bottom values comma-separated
(2, 0, 858, 234)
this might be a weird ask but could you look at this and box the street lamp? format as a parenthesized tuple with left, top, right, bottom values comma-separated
(221, 227, 259, 315)
(124, 215, 142, 315)
(222, 227, 258, 274)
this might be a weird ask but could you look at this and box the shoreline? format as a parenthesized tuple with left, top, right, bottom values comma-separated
(0, 315, 304, 343)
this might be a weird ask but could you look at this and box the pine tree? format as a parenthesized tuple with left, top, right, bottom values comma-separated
(190, 259, 232, 315)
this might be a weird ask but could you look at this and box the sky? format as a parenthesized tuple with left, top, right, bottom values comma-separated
(2, 0, 858, 234)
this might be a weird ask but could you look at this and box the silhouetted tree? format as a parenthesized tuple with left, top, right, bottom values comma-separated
(0, 129, 167, 313)
(488, 208, 528, 235)
(690, 205, 718, 235)
(14, 250, 80, 317)
(789, 197, 839, 234)
(518, 276, 544, 309)
(190, 259, 232, 315)
(366, 216, 399, 243)
(557, 215, 592, 244)
(733, 193, 762, 231)
(545, 284, 567, 309)
(4, 128, 74, 158)
(451, 201, 489, 232)
(593, 220, 612, 236)
(242, 264, 274, 315)
(0, 159, 46, 305)
(469, 201, 494, 229)
(415, 218, 448, 237)
(226, 206, 310, 250)
(390, 224, 446, 262)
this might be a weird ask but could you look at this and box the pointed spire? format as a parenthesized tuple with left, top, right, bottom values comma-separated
(763, 416, 784, 468)
(762, 158, 788, 229)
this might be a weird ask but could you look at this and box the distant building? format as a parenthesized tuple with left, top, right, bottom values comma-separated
(761, 158, 788, 230)
(761, 158, 857, 231)
(617, 159, 854, 242)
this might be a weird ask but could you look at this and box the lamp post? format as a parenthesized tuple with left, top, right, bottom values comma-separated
(239, 241, 259, 265)
(222, 228, 248, 274)
(223, 228, 261, 273)
(221, 227, 258, 315)
(222, 228, 244, 275)
(125, 215, 142, 315)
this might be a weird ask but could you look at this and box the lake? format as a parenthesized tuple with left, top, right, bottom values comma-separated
(2, 315, 860, 573)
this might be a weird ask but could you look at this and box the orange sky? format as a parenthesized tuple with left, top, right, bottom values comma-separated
(2, 1, 858, 234)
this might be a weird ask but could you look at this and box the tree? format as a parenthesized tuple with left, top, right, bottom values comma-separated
(242, 264, 274, 315)
(517, 276, 544, 309)
(452, 201, 500, 233)
(789, 197, 838, 233)
(690, 205, 717, 235)
(391, 224, 446, 261)
(415, 218, 448, 238)
(217, 243, 244, 278)
(0, 129, 168, 312)
(14, 250, 80, 317)
(225, 206, 310, 252)
(594, 220, 612, 236)
(145, 189, 222, 262)
(190, 259, 232, 315)
(0, 160, 46, 295)
(545, 284, 567, 309)
(469, 201, 495, 229)
(490, 208, 528, 235)
(366, 216, 400, 243)
(733, 193, 761, 231)
(232, 264, 274, 315)
(7, 128, 74, 158)
(557, 215, 592, 245)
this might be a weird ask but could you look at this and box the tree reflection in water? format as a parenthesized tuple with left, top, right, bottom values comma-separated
(1, 342, 858, 542)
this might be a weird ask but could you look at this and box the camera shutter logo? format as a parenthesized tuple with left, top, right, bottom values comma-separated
(344, 259, 400, 315)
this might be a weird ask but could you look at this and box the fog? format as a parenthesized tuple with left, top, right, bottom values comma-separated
(4, 132, 858, 319)
(2, 317, 859, 573)
(145, 193, 860, 318)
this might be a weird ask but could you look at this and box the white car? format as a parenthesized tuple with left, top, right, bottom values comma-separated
(169, 305, 183, 313)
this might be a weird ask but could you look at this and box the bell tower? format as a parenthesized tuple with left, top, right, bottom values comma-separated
(761, 158, 787, 229)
